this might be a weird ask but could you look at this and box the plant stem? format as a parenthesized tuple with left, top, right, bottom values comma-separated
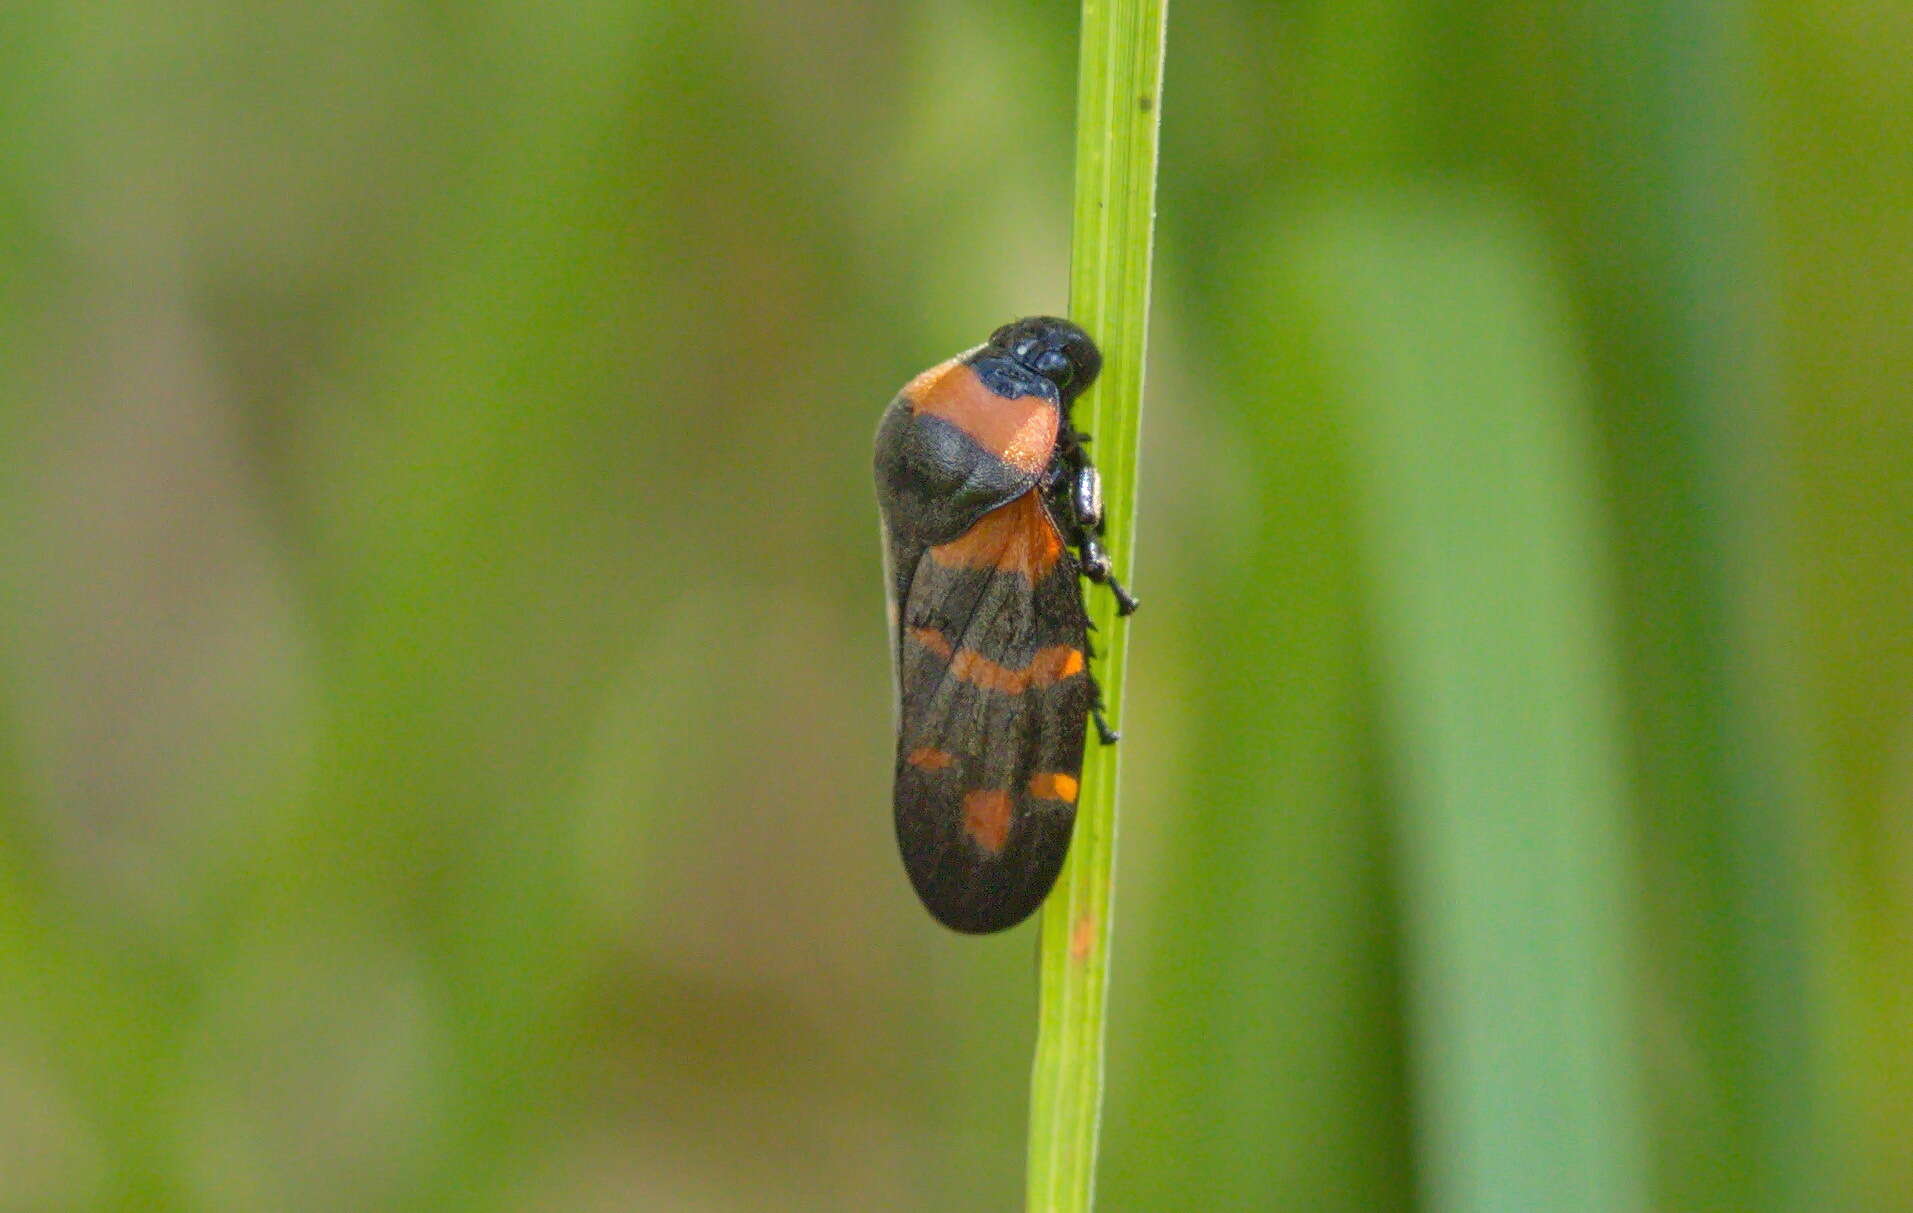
(1026, 2, 1165, 1209)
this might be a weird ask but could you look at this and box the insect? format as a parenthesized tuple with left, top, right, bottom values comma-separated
(874, 317, 1138, 933)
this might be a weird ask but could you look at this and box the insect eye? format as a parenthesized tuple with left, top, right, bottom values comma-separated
(1034, 349, 1073, 386)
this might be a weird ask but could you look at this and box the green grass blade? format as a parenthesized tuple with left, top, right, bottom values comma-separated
(1026, 1, 1166, 1209)
(1102, 199, 1417, 1211)
(1575, 4, 1829, 1206)
(1306, 189, 1652, 1212)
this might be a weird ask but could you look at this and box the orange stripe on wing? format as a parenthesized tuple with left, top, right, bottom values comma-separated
(907, 626, 954, 661)
(928, 490, 1063, 580)
(905, 362, 1058, 475)
(906, 627, 1084, 695)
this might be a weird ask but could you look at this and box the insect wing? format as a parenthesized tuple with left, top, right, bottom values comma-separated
(891, 489, 1092, 933)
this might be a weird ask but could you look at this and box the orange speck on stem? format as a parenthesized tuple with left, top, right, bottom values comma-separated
(1070, 915, 1097, 960)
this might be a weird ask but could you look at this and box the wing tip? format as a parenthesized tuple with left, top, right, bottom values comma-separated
(894, 776, 1076, 934)
(915, 877, 1055, 935)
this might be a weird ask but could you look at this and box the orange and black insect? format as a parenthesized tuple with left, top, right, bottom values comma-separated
(875, 317, 1137, 933)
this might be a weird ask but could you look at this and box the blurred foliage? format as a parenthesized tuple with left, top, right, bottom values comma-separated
(0, 1, 1908, 1210)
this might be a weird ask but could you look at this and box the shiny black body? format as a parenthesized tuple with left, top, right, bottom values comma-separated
(875, 317, 1135, 933)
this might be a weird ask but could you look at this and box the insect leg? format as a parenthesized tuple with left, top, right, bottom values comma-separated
(1091, 548, 1140, 615)
(1087, 670, 1120, 746)
(1046, 427, 1140, 621)
(1076, 533, 1141, 616)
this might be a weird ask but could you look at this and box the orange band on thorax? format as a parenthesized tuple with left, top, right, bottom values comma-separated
(904, 361, 1058, 475)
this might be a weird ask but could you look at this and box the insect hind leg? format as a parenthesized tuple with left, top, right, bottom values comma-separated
(1078, 535, 1141, 616)
(1088, 671, 1120, 746)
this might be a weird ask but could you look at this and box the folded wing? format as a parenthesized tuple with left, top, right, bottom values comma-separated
(891, 489, 1092, 933)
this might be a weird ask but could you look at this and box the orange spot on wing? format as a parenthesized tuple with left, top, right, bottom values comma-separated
(1045, 647, 1086, 680)
(1027, 772, 1079, 803)
(907, 364, 1058, 474)
(962, 789, 1013, 854)
(929, 490, 1062, 580)
(907, 747, 956, 771)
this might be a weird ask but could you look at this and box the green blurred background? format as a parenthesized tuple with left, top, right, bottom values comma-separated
(1, 1, 1908, 1209)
